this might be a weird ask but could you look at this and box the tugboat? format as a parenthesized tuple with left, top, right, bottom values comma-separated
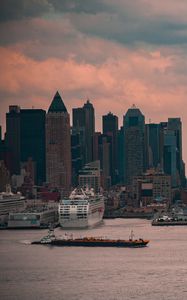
(32, 229, 149, 248)
(39, 227, 56, 244)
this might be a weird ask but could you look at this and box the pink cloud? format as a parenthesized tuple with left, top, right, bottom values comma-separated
(0, 41, 187, 166)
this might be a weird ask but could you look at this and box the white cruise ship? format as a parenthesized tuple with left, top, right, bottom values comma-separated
(0, 185, 25, 224)
(58, 188, 105, 228)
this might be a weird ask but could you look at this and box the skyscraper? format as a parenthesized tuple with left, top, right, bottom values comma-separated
(92, 132, 112, 189)
(168, 118, 185, 186)
(163, 129, 178, 187)
(72, 107, 86, 166)
(98, 134, 112, 189)
(159, 118, 185, 187)
(73, 100, 95, 164)
(20, 109, 46, 185)
(145, 123, 161, 170)
(118, 126, 124, 183)
(46, 91, 71, 191)
(83, 100, 95, 163)
(0, 160, 10, 192)
(123, 105, 145, 185)
(5, 106, 21, 175)
(5, 106, 46, 184)
(102, 112, 118, 184)
(71, 128, 83, 186)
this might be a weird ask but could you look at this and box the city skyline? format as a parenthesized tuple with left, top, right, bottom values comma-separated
(1, 92, 185, 194)
(1, 94, 186, 170)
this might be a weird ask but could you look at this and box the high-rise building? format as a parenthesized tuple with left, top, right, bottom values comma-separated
(79, 160, 100, 192)
(168, 118, 185, 186)
(102, 112, 118, 184)
(0, 126, 7, 167)
(163, 129, 178, 187)
(103, 112, 118, 134)
(83, 100, 95, 163)
(123, 105, 145, 185)
(145, 123, 161, 170)
(93, 132, 101, 162)
(98, 134, 112, 190)
(5, 106, 46, 184)
(158, 118, 185, 187)
(0, 160, 10, 192)
(118, 126, 124, 183)
(5, 106, 21, 175)
(73, 107, 85, 128)
(92, 132, 113, 190)
(20, 109, 46, 185)
(73, 100, 95, 164)
(46, 91, 71, 191)
(159, 122, 168, 170)
(71, 128, 83, 186)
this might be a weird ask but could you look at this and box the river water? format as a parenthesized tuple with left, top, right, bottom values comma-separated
(0, 218, 187, 300)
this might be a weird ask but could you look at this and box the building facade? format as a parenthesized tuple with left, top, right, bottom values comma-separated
(46, 91, 71, 192)
(6, 106, 21, 175)
(98, 134, 112, 190)
(20, 109, 46, 185)
(145, 123, 161, 170)
(102, 112, 118, 184)
(71, 128, 83, 187)
(123, 105, 145, 185)
(0, 160, 10, 192)
(79, 161, 100, 192)
(168, 118, 185, 186)
(132, 170, 172, 207)
(73, 100, 95, 164)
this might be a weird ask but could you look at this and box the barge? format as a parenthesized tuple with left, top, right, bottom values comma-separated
(32, 229, 149, 248)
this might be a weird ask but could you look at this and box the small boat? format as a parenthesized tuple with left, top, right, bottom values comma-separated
(32, 229, 149, 248)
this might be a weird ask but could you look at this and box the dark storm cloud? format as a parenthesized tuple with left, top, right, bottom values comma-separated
(0, 0, 53, 22)
(0, 0, 108, 22)
(51, 0, 109, 14)
(1, 0, 187, 49)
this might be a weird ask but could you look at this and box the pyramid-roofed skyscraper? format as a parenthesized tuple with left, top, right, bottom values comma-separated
(46, 91, 71, 191)
(48, 91, 67, 113)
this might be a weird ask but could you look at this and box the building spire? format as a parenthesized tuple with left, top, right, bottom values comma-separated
(48, 91, 67, 113)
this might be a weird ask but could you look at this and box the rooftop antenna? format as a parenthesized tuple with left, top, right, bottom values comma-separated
(86, 96, 90, 103)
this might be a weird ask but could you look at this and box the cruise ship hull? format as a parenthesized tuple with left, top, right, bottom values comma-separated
(59, 210, 104, 228)
(58, 188, 105, 229)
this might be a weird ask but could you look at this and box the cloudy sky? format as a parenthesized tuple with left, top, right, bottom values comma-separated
(0, 0, 187, 164)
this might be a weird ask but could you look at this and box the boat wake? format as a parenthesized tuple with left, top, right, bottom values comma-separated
(20, 240, 32, 245)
